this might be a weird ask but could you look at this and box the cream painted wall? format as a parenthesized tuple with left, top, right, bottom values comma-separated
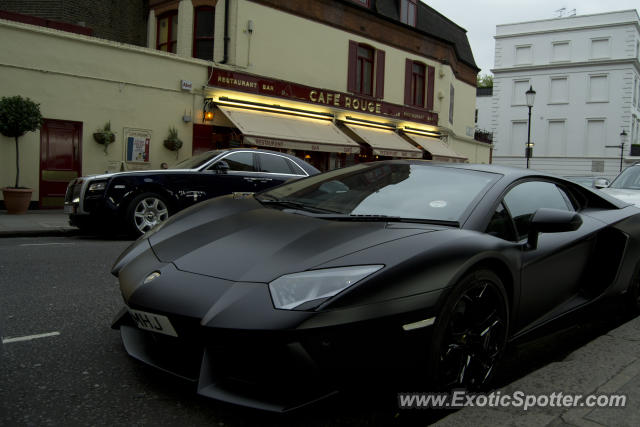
(0, 20, 211, 202)
(229, 0, 486, 161)
(147, 10, 157, 49)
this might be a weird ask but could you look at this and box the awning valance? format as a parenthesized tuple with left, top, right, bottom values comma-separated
(403, 134, 467, 163)
(217, 106, 361, 154)
(344, 123, 423, 159)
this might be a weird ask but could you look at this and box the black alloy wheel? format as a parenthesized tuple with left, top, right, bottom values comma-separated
(428, 270, 509, 391)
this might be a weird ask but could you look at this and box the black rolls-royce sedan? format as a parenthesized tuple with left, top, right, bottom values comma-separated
(64, 148, 319, 236)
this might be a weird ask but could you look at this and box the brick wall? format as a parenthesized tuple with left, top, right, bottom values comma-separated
(1, 0, 148, 46)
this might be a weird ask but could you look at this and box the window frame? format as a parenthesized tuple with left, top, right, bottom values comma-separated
(548, 75, 569, 105)
(587, 73, 609, 103)
(400, 0, 418, 27)
(356, 44, 375, 97)
(511, 79, 531, 106)
(193, 5, 215, 60)
(589, 37, 611, 60)
(551, 40, 571, 63)
(514, 44, 533, 66)
(156, 10, 178, 53)
(449, 84, 455, 125)
(490, 179, 576, 242)
(409, 61, 426, 107)
(256, 152, 298, 175)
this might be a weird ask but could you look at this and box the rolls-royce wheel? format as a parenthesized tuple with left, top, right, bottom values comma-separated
(427, 270, 509, 391)
(126, 193, 170, 237)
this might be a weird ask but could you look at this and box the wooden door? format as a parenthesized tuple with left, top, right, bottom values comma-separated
(39, 119, 82, 208)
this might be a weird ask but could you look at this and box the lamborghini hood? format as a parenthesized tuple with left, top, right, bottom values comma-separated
(146, 196, 437, 283)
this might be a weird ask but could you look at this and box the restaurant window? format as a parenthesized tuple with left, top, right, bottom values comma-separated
(404, 59, 434, 110)
(347, 41, 385, 98)
(157, 11, 178, 53)
(193, 6, 214, 60)
(400, 0, 417, 27)
(449, 84, 455, 124)
(410, 62, 425, 107)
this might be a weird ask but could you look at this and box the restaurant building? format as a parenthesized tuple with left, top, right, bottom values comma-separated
(0, 0, 489, 208)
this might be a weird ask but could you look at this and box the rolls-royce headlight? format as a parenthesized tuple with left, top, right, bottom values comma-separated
(268, 265, 383, 310)
(88, 181, 107, 192)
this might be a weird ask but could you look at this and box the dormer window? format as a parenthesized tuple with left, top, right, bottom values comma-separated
(400, 0, 417, 27)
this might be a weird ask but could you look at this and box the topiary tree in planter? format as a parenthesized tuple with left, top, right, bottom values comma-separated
(0, 95, 42, 188)
(0, 96, 42, 214)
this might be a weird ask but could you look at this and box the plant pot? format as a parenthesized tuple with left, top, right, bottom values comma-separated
(163, 139, 183, 151)
(2, 187, 33, 214)
(93, 132, 115, 145)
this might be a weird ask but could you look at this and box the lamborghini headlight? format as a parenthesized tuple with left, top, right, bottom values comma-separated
(268, 265, 383, 310)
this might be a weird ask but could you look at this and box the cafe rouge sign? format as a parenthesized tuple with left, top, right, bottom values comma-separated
(208, 68, 438, 126)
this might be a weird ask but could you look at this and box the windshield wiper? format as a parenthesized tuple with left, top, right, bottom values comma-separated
(255, 196, 342, 214)
(311, 213, 460, 227)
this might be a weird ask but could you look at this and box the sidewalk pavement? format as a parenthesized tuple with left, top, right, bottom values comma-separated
(435, 315, 640, 427)
(0, 209, 78, 237)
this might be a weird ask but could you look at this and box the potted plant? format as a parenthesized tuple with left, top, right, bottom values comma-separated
(93, 121, 115, 153)
(163, 126, 183, 157)
(0, 95, 42, 214)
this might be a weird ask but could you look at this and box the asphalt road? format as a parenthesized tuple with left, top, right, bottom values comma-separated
(0, 236, 636, 426)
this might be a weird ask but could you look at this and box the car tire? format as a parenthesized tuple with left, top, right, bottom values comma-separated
(125, 192, 170, 237)
(426, 269, 509, 391)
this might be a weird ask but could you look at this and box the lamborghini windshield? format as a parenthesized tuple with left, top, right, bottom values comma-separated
(609, 165, 640, 190)
(257, 162, 500, 224)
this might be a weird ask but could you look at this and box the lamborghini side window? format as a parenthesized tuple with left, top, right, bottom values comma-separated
(503, 181, 572, 241)
(486, 202, 516, 241)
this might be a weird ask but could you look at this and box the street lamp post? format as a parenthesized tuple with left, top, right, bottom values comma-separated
(525, 86, 536, 169)
(606, 129, 629, 172)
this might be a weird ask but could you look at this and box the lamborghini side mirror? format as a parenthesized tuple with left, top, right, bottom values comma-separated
(527, 208, 582, 249)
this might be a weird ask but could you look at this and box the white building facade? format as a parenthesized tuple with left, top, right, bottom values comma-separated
(491, 10, 640, 179)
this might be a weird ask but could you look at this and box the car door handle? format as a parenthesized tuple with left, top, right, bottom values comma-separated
(243, 177, 258, 182)
(258, 178, 273, 182)
(181, 190, 206, 201)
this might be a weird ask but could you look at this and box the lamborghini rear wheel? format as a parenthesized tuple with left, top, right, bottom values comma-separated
(428, 270, 509, 391)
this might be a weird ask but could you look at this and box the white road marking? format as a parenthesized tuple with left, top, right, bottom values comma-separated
(2, 331, 61, 344)
(19, 243, 75, 247)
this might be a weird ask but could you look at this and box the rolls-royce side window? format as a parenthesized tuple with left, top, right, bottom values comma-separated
(215, 152, 256, 172)
(257, 153, 295, 174)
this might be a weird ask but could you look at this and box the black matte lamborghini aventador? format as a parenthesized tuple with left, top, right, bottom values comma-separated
(111, 160, 640, 412)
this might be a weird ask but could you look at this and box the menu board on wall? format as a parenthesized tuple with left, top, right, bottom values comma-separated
(124, 128, 152, 164)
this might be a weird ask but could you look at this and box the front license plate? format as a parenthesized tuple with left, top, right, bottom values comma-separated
(64, 204, 75, 214)
(128, 309, 178, 337)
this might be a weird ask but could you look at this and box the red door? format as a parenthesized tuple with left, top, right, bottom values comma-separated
(192, 124, 214, 155)
(39, 119, 82, 208)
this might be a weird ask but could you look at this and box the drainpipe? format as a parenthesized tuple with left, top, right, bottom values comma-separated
(220, 0, 229, 63)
